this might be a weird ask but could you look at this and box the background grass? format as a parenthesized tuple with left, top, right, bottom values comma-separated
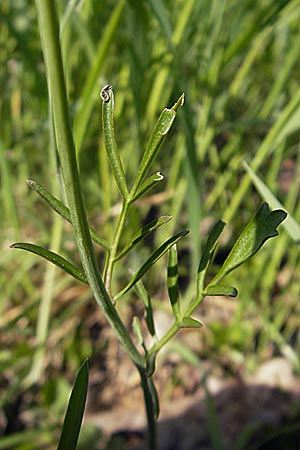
(1, 0, 300, 448)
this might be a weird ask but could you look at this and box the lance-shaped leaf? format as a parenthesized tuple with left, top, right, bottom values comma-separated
(148, 376, 160, 420)
(178, 317, 203, 329)
(27, 179, 109, 250)
(135, 280, 156, 337)
(197, 220, 226, 294)
(57, 359, 89, 450)
(132, 316, 144, 347)
(146, 351, 157, 377)
(211, 203, 287, 284)
(10, 242, 87, 284)
(243, 161, 300, 245)
(130, 171, 164, 203)
(115, 215, 172, 262)
(131, 94, 184, 196)
(101, 85, 129, 199)
(114, 230, 189, 300)
(204, 285, 238, 297)
(167, 244, 181, 320)
(198, 220, 226, 273)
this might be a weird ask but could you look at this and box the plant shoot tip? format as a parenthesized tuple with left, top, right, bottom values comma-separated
(100, 84, 113, 103)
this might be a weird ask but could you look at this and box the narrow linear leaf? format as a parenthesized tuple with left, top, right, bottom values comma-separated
(197, 220, 226, 294)
(135, 280, 156, 337)
(27, 179, 109, 250)
(148, 377, 160, 420)
(198, 220, 226, 273)
(114, 230, 189, 300)
(179, 317, 203, 329)
(146, 352, 157, 377)
(243, 161, 300, 244)
(130, 171, 164, 203)
(101, 85, 129, 199)
(132, 94, 184, 195)
(10, 242, 87, 284)
(167, 244, 181, 320)
(204, 285, 238, 297)
(132, 316, 144, 347)
(57, 359, 89, 450)
(212, 202, 287, 284)
(115, 215, 172, 262)
(147, 0, 173, 44)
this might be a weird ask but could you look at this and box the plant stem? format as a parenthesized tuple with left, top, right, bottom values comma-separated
(104, 200, 129, 293)
(35, 0, 144, 370)
(139, 369, 157, 450)
(35, 3, 158, 448)
(148, 293, 205, 356)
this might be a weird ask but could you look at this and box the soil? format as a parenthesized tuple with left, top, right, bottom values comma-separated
(86, 349, 300, 450)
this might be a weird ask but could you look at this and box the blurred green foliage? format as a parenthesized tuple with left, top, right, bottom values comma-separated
(1, 0, 300, 448)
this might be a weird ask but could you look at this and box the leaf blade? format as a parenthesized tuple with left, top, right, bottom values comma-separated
(115, 215, 172, 261)
(167, 244, 181, 320)
(10, 242, 88, 284)
(212, 203, 287, 284)
(27, 179, 109, 250)
(114, 230, 189, 300)
(130, 94, 184, 196)
(57, 360, 89, 450)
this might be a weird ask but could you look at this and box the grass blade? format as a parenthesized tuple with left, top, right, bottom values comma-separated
(57, 359, 89, 450)
(73, 0, 125, 151)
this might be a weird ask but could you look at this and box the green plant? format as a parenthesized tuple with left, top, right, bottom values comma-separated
(9, 2, 288, 450)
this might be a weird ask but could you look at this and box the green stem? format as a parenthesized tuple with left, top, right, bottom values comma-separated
(35, 0, 143, 370)
(139, 369, 157, 450)
(104, 200, 130, 293)
(148, 293, 205, 356)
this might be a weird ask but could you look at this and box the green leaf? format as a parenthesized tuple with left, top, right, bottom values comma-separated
(73, 0, 125, 151)
(10, 242, 88, 284)
(198, 220, 226, 273)
(27, 179, 109, 250)
(115, 215, 172, 262)
(204, 285, 238, 297)
(132, 316, 144, 346)
(130, 171, 164, 203)
(147, 0, 173, 44)
(101, 85, 129, 199)
(167, 244, 181, 320)
(114, 230, 189, 300)
(212, 203, 287, 284)
(179, 317, 203, 329)
(243, 161, 300, 245)
(57, 360, 89, 450)
(197, 220, 226, 294)
(148, 377, 160, 420)
(131, 94, 184, 196)
(146, 352, 157, 377)
(135, 280, 156, 337)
